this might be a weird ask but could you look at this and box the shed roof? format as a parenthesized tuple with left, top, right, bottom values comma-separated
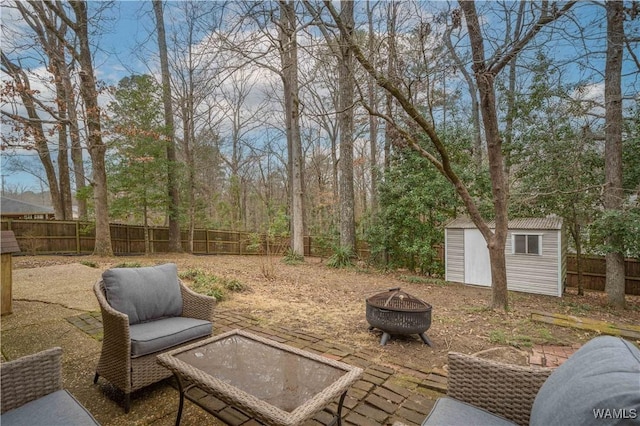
(0, 196, 54, 214)
(445, 216, 563, 230)
(1, 231, 20, 254)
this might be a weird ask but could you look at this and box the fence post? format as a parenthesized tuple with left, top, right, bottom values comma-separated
(75, 221, 80, 254)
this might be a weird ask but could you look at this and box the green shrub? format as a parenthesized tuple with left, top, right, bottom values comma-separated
(220, 277, 249, 293)
(113, 261, 142, 268)
(180, 269, 248, 301)
(178, 268, 203, 280)
(326, 245, 354, 269)
(282, 249, 304, 265)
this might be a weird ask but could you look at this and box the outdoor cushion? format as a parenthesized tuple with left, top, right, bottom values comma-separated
(0, 389, 100, 426)
(102, 263, 183, 324)
(530, 336, 640, 426)
(421, 397, 516, 426)
(130, 317, 212, 358)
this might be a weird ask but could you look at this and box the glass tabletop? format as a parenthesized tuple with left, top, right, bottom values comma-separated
(176, 334, 346, 413)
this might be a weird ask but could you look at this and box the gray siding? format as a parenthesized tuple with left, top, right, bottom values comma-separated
(560, 229, 567, 292)
(446, 229, 465, 283)
(505, 229, 561, 296)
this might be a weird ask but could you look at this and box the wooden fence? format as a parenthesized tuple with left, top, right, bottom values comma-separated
(0, 219, 368, 259)
(2, 219, 637, 295)
(566, 254, 640, 296)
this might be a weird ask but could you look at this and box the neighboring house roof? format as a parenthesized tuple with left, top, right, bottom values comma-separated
(445, 216, 563, 230)
(0, 196, 54, 214)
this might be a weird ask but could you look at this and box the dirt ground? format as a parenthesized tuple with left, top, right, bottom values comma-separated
(13, 253, 640, 372)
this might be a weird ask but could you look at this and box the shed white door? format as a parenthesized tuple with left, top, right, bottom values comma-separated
(464, 229, 492, 286)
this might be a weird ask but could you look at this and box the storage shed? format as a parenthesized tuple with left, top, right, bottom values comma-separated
(445, 217, 566, 297)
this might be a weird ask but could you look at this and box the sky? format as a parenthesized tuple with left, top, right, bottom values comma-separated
(1, 1, 638, 194)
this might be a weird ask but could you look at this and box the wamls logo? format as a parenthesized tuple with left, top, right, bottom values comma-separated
(593, 408, 638, 420)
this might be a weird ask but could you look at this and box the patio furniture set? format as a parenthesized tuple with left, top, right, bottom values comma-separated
(1, 262, 638, 426)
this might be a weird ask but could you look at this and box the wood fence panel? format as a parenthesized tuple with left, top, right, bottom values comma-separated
(565, 254, 640, 296)
(3, 220, 638, 295)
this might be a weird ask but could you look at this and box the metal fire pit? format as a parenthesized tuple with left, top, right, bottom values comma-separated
(366, 287, 433, 346)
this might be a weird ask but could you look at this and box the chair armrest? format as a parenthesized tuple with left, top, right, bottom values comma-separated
(93, 279, 131, 391)
(447, 352, 552, 426)
(179, 280, 216, 321)
(0, 347, 63, 413)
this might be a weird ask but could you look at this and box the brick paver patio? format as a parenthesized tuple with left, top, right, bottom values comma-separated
(529, 343, 581, 368)
(68, 309, 446, 426)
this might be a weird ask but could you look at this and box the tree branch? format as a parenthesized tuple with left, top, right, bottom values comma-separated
(489, 1, 577, 74)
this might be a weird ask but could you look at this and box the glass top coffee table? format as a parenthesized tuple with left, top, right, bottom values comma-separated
(157, 329, 364, 426)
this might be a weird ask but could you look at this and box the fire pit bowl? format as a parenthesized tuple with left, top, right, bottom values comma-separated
(366, 287, 433, 346)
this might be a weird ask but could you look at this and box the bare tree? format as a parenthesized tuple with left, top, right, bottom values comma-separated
(320, 0, 575, 309)
(218, 68, 269, 229)
(153, 0, 182, 252)
(168, 1, 224, 251)
(603, 0, 625, 309)
(217, 1, 305, 257)
(337, 0, 356, 253)
(366, 0, 380, 213)
(443, 7, 482, 169)
(34, 0, 112, 255)
(278, 0, 305, 257)
(1, 1, 84, 219)
(1, 52, 66, 219)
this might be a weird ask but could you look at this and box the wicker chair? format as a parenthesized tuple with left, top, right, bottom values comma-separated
(1, 347, 100, 425)
(445, 352, 552, 425)
(93, 264, 216, 413)
(420, 336, 640, 426)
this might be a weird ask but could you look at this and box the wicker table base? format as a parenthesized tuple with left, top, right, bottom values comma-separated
(175, 379, 349, 426)
(158, 329, 363, 426)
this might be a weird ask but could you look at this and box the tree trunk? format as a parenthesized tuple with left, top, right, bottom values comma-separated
(68, 1, 112, 256)
(51, 47, 73, 220)
(153, 0, 182, 253)
(383, 2, 399, 172)
(338, 0, 356, 253)
(61, 58, 88, 219)
(460, 1, 509, 309)
(604, 0, 626, 309)
(366, 1, 379, 214)
(575, 224, 584, 296)
(279, 0, 305, 257)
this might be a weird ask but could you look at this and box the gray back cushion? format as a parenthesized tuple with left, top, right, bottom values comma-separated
(530, 335, 640, 426)
(102, 263, 183, 324)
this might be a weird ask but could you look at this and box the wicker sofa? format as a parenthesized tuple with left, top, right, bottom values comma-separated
(0, 347, 100, 425)
(421, 336, 640, 426)
(93, 263, 216, 413)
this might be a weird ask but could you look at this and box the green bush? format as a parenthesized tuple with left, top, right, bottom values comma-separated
(326, 245, 354, 269)
(80, 260, 99, 268)
(113, 261, 143, 268)
(179, 269, 248, 301)
(282, 249, 304, 265)
(220, 277, 249, 292)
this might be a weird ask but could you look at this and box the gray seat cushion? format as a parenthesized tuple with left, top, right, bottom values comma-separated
(422, 397, 516, 426)
(130, 317, 212, 358)
(531, 335, 640, 426)
(102, 263, 183, 324)
(1, 389, 100, 426)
